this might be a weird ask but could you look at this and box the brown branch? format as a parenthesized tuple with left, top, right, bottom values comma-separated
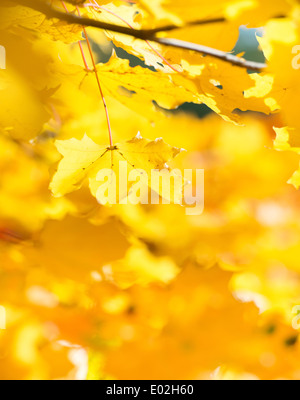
(13, 0, 267, 71)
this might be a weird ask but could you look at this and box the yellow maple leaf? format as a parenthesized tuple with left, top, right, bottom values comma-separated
(62, 54, 270, 125)
(0, 0, 84, 43)
(22, 215, 130, 282)
(254, 19, 300, 188)
(50, 133, 185, 205)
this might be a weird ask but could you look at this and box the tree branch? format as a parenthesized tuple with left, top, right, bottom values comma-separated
(156, 38, 267, 71)
(14, 0, 267, 71)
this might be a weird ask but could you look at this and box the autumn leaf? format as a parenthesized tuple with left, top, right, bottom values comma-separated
(2, 0, 300, 382)
(22, 215, 130, 282)
(253, 19, 300, 188)
(50, 133, 185, 205)
(62, 54, 271, 124)
(0, 0, 84, 43)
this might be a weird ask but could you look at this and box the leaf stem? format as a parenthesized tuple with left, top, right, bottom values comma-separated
(81, 26, 113, 148)
(61, 1, 113, 147)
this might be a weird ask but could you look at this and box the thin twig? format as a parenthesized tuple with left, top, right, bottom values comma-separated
(156, 38, 267, 71)
(14, 0, 267, 71)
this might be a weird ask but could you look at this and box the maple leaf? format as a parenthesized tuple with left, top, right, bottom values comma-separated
(23, 215, 130, 282)
(0, 134, 72, 232)
(2, 0, 300, 382)
(65, 54, 270, 124)
(108, 244, 180, 288)
(86, 2, 181, 72)
(251, 19, 300, 188)
(50, 133, 185, 205)
(0, 0, 84, 43)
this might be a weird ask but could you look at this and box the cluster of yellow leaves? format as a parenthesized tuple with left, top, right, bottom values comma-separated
(1, 0, 300, 380)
